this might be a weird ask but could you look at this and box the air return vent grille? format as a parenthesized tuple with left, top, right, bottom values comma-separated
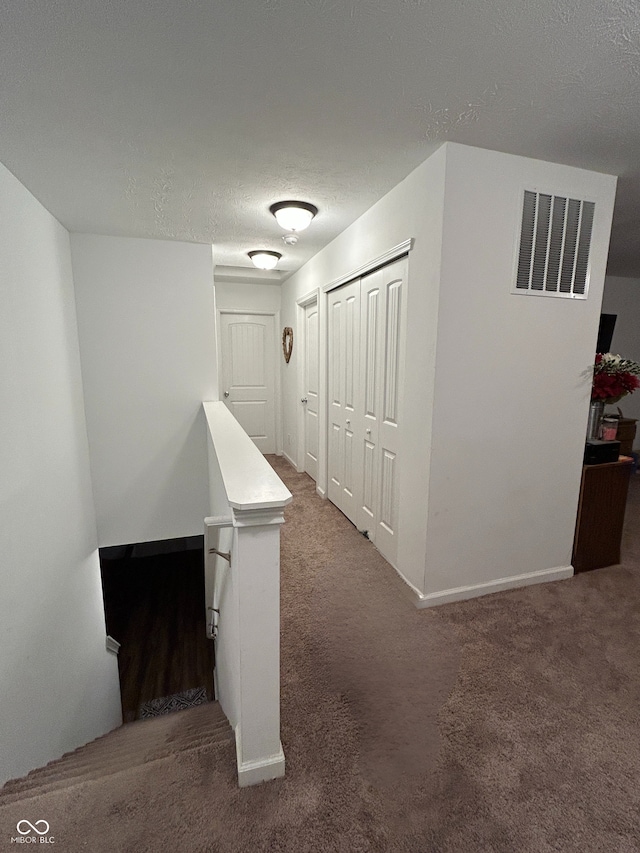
(514, 190, 595, 298)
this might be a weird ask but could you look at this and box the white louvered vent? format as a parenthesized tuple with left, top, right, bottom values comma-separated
(513, 190, 595, 298)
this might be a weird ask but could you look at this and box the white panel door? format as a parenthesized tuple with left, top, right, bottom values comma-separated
(302, 300, 320, 481)
(357, 268, 384, 538)
(219, 313, 276, 453)
(327, 280, 361, 524)
(369, 258, 406, 566)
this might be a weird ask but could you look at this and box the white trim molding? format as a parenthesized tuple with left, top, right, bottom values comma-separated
(236, 730, 285, 787)
(297, 288, 320, 309)
(282, 450, 298, 470)
(411, 565, 574, 609)
(105, 635, 121, 655)
(322, 238, 415, 294)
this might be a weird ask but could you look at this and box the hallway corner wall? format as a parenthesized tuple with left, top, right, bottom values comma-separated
(71, 235, 218, 548)
(0, 161, 122, 786)
(421, 144, 617, 600)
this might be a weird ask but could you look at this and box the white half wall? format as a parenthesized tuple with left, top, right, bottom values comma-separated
(0, 162, 121, 785)
(601, 275, 640, 436)
(422, 144, 617, 596)
(71, 235, 218, 547)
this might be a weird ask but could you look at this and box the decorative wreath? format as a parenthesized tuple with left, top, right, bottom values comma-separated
(282, 327, 294, 363)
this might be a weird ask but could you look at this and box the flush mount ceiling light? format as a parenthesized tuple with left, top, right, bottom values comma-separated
(248, 250, 282, 270)
(269, 200, 318, 232)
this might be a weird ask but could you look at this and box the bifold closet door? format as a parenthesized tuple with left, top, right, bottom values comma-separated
(327, 280, 361, 523)
(362, 257, 405, 566)
(326, 256, 406, 568)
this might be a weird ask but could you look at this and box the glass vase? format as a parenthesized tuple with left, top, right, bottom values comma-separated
(587, 400, 605, 440)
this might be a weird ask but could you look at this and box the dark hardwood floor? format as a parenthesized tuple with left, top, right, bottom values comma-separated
(100, 546, 215, 722)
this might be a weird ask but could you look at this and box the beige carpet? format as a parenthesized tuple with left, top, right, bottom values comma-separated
(2, 458, 640, 852)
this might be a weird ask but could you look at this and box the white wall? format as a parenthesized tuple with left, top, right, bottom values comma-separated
(71, 235, 218, 547)
(215, 282, 281, 314)
(279, 142, 617, 603)
(0, 163, 121, 785)
(423, 144, 617, 599)
(280, 145, 447, 591)
(601, 275, 640, 435)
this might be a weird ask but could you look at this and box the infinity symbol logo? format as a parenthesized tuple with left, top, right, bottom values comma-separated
(17, 820, 50, 835)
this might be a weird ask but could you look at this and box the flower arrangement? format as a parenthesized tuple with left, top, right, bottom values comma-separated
(592, 353, 640, 404)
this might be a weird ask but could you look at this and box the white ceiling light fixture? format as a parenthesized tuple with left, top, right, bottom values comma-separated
(270, 200, 318, 232)
(248, 250, 282, 270)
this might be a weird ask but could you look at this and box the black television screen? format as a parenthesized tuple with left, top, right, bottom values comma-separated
(596, 313, 617, 354)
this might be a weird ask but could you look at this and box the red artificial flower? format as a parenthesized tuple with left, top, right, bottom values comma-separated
(591, 353, 640, 403)
(592, 370, 640, 402)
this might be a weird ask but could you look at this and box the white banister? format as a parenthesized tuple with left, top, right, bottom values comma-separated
(202, 401, 292, 787)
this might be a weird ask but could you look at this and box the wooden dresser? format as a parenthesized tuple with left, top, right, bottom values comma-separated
(572, 457, 633, 573)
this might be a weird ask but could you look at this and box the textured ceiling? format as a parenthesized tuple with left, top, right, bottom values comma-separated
(1, 0, 640, 277)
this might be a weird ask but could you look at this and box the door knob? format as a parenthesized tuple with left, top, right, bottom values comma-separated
(301, 397, 308, 403)
(224, 391, 229, 398)
(346, 419, 351, 426)
(366, 428, 371, 435)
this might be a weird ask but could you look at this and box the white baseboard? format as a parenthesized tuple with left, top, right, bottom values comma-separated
(412, 565, 574, 609)
(235, 730, 285, 787)
(316, 485, 326, 499)
(282, 450, 298, 471)
(390, 564, 426, 601)
(105, 635, 120, 655)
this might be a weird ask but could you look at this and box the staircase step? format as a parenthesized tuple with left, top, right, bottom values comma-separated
(0, 701, 233, 805)
(0, 736, 234, 806)
(0, 721, 234, 794)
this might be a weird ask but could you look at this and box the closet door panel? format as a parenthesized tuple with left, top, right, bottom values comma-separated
(362, 438, 377, 522)
(328, 297, 344, 505)
(379, 449, 397, 534)
(375, 259, 407, 566)
(357, 269, 383, 536)
(327, 281, 360, 525)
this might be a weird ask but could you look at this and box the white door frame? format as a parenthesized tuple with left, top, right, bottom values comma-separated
(216, 308, 283, 456)
(296, 288, 328, 497)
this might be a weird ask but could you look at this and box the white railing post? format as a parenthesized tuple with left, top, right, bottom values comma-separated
(231, 507, 285, 785)
(203, 402, 291, 787)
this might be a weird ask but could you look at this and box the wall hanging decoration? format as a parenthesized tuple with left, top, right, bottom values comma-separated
(282, 327, 294, 363)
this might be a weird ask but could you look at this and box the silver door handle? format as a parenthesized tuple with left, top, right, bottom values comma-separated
(301, 397, 308, 403)
(346, 419, 351, 426)
(224, 391, 230, 398)
(366, 428, 371, 435)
